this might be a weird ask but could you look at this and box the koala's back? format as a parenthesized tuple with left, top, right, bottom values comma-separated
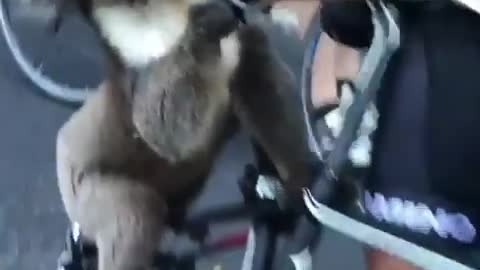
(56, 81, 182, 190)
(131, 42, 237, 165)
(57, 81, 140, 171)
(55, 80, 212, 226)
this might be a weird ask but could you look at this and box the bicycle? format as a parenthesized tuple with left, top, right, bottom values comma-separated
(5, 0, 474, 269)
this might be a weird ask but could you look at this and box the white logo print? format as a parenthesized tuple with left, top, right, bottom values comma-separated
(364, 191, 477, 243)
(323, 82, 379, 167)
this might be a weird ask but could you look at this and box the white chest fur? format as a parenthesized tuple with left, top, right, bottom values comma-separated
(219, 31, 241, 77)
(93, 2, 189, 68)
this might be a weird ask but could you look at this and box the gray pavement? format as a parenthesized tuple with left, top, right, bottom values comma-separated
(0, 3, 366, 270)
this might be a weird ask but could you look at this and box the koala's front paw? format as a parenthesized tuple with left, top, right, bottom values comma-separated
(189, 0, 239, 39)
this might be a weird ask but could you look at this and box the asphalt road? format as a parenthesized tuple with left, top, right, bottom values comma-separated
(0, 3, 366, 270)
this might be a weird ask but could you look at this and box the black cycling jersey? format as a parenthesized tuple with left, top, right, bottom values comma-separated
(319, 1, 480, 266)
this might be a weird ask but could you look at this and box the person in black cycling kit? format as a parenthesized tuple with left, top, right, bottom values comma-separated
(300, 0, 480, 269)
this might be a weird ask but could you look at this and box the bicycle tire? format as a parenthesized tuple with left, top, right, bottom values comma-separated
(0, 0, 92, 106)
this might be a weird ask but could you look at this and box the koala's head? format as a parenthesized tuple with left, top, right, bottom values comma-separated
(54, 0, 242, 68)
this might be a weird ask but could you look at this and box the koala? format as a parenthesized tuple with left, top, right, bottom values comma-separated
(55, 0, 316, 269)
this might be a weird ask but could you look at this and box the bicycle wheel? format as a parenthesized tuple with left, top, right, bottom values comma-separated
(0, 0, 105, 106)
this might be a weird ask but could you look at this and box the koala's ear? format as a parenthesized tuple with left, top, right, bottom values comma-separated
(49, 0, 92, 34)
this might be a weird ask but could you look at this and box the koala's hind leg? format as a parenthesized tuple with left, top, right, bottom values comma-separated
(70, 176, 167, 270)
(96, 221, 161, 270)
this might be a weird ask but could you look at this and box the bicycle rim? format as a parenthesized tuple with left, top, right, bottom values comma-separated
(0, 0, 91, 106)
